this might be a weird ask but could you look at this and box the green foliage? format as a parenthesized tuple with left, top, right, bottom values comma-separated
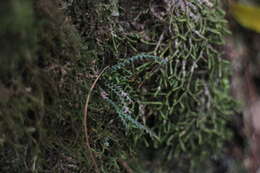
(0, 0, 239, 172)
(102, 53, 235, 160)
(95, 0, 237, 171)
(102, 54, 167, 140)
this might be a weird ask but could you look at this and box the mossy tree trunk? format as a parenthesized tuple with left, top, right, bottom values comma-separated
(0, 0, 241, 172)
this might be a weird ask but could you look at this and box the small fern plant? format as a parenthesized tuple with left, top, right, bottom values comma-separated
(100, 54, 167, 141)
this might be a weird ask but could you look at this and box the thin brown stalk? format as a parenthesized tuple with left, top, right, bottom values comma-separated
(83, 66, 109, 173)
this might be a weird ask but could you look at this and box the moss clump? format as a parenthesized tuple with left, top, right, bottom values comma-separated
(0, 0, 237, 172)
(0, 0, 83, 172)
(0, 1, 40, 172)
(68, 0, 237, 171)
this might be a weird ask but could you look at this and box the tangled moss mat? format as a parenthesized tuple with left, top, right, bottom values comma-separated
(0, 0, 241, 172)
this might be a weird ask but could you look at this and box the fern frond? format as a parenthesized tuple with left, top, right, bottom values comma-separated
(109, 54, 167, 72)
(104, 96, 158, 139)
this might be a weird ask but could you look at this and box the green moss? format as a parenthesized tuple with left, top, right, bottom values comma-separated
(0, 0, 83, 171)
(0, 0, 239, 172)
(68, 0, 238, 172)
